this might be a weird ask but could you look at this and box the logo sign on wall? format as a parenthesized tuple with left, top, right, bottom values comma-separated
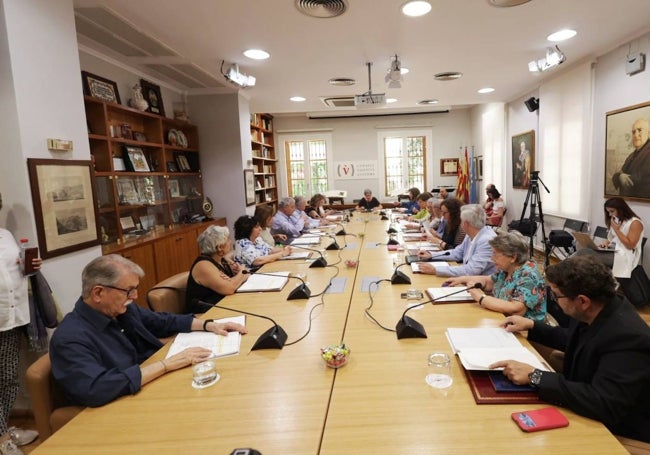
(336, 161, 377, 179)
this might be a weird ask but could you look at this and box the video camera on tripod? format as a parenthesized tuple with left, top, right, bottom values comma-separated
(508, 170, 550, 262)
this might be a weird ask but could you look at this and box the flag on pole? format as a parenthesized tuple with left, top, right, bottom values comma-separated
(469, 146, 477, 203)
(456, 147, 470, 203)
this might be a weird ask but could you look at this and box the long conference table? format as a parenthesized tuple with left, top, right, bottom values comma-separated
(34, 212, 627, 454)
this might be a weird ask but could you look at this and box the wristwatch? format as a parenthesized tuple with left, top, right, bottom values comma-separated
(203, 319, 215, 332)
(528, 368, 543, 387)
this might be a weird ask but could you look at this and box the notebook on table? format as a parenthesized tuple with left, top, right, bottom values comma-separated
(291, 236, 321, 245)
(236, 271, 290, 292)
(572, 232, 614, 252)
(425, 287, 474, 303)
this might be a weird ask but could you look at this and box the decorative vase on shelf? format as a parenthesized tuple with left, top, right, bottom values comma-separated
(129, 83, 149, 112)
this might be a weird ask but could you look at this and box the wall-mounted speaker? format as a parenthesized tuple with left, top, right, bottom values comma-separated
(524, 97, 539, 112)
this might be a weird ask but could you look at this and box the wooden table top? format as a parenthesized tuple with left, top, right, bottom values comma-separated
(34, 216, 626, 454)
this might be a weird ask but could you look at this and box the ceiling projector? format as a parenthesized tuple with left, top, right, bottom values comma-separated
(354, 93, 386, 106)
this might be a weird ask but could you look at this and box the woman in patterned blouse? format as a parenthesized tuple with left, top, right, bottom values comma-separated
(233, 215, 292, 269)
(444, 230, 547, 321)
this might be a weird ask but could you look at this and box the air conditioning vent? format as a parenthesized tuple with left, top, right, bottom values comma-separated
(321, 96, 355, 108)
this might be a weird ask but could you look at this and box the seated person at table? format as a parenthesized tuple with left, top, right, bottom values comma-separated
(406, 192, 433, 222)
(438, 187, 451, 200)
(427, 198, 466, 250)
(50, 254, 247, 407)
(485, 186, 505, 226)
(271, 197, 305, 243)
(444, 231, 546, 320)
(254, 204, 285, 247)
(186, 225, 249, 313)
(356, 189, 382, 211)
(293, 195, 322, 229)
(307, 193, 336, 220)
(417, 204, 496, 277)
(491, 255, 650, 443)
(234, 215, 292, 269)
(422, 198, 442, 236)
(392, 187, 421, 214)
(483, 183, 496, 212)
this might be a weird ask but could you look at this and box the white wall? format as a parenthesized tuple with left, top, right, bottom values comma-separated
(470, 102, 506, 203)
(274, 110, 472, 201)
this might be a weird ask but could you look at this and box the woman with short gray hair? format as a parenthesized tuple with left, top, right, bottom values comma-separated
(445, 230, 546, 320)
(185, 225, 248, 313)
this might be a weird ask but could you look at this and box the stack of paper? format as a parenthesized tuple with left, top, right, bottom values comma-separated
(410, 262, 450, 274)
(291, 236, 321, 245)
(236, 271, 290, 292)
(279, 252, 311, 260)
(426, 287, 474, 302)
(166, 315, 245, 359)
(446, 327, 549, 371)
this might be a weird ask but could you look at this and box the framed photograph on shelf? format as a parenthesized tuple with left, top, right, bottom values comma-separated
(604, 101, 650, 200)
(512, 130, 535, 189)
(81, 71, 121, 104)
(113, 157, 126, 172)
(140, 79, 165, 116)
(120, 216, 137, 233)
(27, 159, 100, 259)
(124, 146, 150, 172)
(166, 161, 179, 173)
(440, 158, 459, 176)
(244, 169, 256, 206)
(116, 178, 140, 205)
(175, 154, 191, 172)
(168, 179, 181, 198)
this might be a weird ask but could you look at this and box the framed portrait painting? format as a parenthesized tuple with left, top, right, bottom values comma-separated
(604, 101, 650, 201)
(140, 79, 165, 116)
(512, 130, 535, 189)
(27, 159, 101, 259)
(244, 169, 256, 206)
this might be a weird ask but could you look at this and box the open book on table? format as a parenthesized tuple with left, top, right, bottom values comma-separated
(236, 271, 290, 292)
(446, 327, 549, 371)
(165, 315, 245, 359)
(426, 287, 474, 303)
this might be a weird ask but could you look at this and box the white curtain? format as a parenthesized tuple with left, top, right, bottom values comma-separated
(538, 61, 594, 220)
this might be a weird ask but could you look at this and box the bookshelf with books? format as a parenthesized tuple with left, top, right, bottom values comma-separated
(250, 113, 277, 209)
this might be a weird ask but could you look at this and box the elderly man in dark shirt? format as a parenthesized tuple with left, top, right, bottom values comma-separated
(612, 118, 650, 198)
(50, 254, 246, 407)
(491, 255, 650, 442)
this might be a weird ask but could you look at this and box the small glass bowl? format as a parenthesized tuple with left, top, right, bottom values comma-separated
(321, 344, 350, 369)
(344, 259, 358, 268)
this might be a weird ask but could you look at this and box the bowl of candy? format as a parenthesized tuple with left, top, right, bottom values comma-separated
(321, 343, 350, 369)
(344, 259, 358, 268)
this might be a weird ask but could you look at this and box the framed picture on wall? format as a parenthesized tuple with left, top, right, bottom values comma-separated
(475, 156, 483, 181)
(27, 159, 101, 259)
(244, 169, 256, 206)
(81, 71, 121, 104)
(511, 130, 535, 189)
(604, 101, 650, 201)
(440, 158, 459, 176)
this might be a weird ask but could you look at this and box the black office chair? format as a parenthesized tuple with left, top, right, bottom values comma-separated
(548, 218, 586, 259)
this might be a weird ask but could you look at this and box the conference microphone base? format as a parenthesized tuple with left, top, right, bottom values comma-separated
(387, 238, 400, 245)
(251, 325, 288, 350)
(326, 242, 341, 250)
(395, 316, 428, 339)
(287, 284, 311, 300)
(336, 228, 346, 236)
(381, 215, 389, 220)
(309, 257, 328, 268)
(391, 270, 412, 285)
(387, 228, 398, 234)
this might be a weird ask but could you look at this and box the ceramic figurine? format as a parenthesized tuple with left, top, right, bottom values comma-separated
(129, 83, 149, 111)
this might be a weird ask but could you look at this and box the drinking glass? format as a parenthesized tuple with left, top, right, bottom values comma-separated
(425, 352, 452, 389)
(192, 358, 219, 389)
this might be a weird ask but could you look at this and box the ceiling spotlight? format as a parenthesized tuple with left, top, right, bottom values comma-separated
(222, 62, 256, 88)
(401, 1, 432, 17)
(385, 54, 404, 88)
(547, 29, 577, 42)
(290, 96, 306, 102)
(243, 49, 270, 60)
(528, 45, 566, 73)
(477, 87, 495, 94)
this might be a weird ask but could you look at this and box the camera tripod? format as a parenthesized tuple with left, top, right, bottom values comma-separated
(516, 171, 550, 266)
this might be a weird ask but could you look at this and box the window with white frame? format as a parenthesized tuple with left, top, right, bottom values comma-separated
(380, 130, 429, 197)
(283, 133, 331, 197)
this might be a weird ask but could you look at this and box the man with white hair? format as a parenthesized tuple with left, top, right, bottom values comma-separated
(612, 118, 650, 198)
(271, 197, 305, 244)
(417, 204, 496, 277)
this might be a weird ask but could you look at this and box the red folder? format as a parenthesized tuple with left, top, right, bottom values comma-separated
(463, 369, 541, 405)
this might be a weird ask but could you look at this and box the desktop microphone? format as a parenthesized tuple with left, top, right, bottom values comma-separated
(289, 244, 328, 268)
(199, 300, 288, 351)
(325, 234, 341, 250)
(242, 270, 311, 300)
(386, 226, 398, 234)
(333, 222, 347, 236)
(391, 262, 412, 285)
(395, 283, 483, 339)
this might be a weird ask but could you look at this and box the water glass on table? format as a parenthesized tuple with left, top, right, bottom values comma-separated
(425, 352, 452, 389)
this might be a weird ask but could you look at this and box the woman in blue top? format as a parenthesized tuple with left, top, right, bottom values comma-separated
(445, 231, 546, 321)
(233, 215, 291, 269)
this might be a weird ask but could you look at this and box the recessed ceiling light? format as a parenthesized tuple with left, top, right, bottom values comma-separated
(487, 0, 532, 7)
(243, 49, 270, 60)
(547, 29, 577, 42)
(290, 96, 306, 102)
(329, 77, 356, 86)
(417, 99, 439, 105)
(401, 1, 432, 17)
(478, 87, 495, 94)
(386, 98, 397, 103)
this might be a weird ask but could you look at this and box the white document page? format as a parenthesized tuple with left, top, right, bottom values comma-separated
(236, 271, 290, 292)
(291, 236, 321, 245)
(446, 327, 521, 353)
(165, 315, 245, 359)
(426, 287, 474, 302)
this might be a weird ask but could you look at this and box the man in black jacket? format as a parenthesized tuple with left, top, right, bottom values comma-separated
(491, 255, 650, 442)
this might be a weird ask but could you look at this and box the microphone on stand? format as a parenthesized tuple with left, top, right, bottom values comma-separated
(325, 234, 341, 250)
(391, 261, 412, 285)
(290, 244, 328, 268)
(199, 300, 288, 351)
(242, 270, 311, 300)
(396, 283, 483, 339)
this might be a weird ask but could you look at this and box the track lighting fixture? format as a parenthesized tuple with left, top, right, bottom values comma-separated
(528, 46, 566, 73)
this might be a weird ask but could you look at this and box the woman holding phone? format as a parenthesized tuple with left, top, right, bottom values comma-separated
(601, 197, 644, 278)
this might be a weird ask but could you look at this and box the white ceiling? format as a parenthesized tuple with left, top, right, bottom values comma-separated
(73, 0, 650, 116)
